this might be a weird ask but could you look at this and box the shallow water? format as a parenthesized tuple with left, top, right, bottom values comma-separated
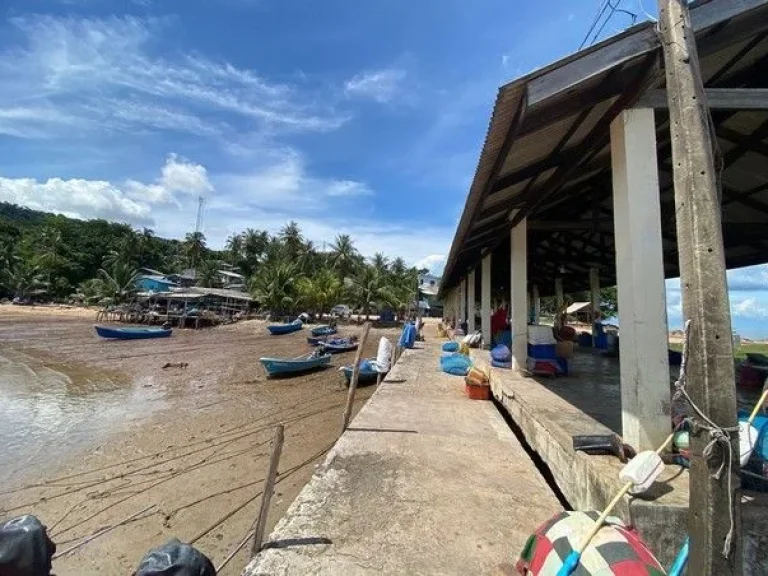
(0, 349, 167, 486)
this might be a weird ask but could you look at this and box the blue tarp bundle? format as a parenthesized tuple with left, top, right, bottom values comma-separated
(399, 322, 416, 349)
(440, 352, 472, 376)
(491, 344, 511, 363)
(442, 341, 459, 353)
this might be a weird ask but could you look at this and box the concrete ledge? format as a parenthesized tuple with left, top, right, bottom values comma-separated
(244, 342, 561, 575)
(482, 358, 688, 567)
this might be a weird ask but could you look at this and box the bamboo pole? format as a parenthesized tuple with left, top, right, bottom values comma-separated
(342, 322, 371, 432)
(249, 424, 285, 557)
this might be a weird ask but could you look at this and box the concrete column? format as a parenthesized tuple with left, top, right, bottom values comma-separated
(589, 268, 601, 322)
(467, 269, 476, 333)
(459, 277, 466, 323)
(481, 254, 492, 347)
(555, 278, 564, 311)
(510, 220, 528, 371)
(611, 107, 670, 450)
(532, 285, 541, 325)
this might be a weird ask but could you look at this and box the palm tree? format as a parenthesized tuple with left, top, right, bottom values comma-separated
(372, 252, 389, 274)
(183, 231, 207, 269)
(97, 262, 140, 304)
(1, 259, 45, 300)
(390, 257, 406, 276)
(196, 260, 220, 288)
(348, 265, 396, 320)
(249, 259, 301, 316)
(280, 221, 304, 260)
(36, 225, 64, 296)
(226, 233, 243, 266)
(328, 234, 359, 281)
(296, 269, 341, 316)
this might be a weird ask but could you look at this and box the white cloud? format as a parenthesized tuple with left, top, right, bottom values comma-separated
(732, 297, 768, 319)
(0, 153, 212, 225)
(344, 68, 406, 103)
(0, 177, 152, 225)
(416, 254, 447, 275)
(214, 149, 374, 211)
(0, 15, 347, 139)
(324, 180, 373, 197)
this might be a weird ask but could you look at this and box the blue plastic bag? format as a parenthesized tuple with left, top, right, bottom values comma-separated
(399, 323, 416, 349)
(491, 344, 511, 362)
(442, 341, 459, 353)
(440, 353, 472, 376)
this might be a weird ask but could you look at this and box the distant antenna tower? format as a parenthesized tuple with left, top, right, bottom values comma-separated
(194, 195, 205, 234)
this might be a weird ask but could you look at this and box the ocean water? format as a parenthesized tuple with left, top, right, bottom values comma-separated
(0, 349, 165, 486)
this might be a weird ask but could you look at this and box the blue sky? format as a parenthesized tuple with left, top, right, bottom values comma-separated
(1, 1, 767, 337)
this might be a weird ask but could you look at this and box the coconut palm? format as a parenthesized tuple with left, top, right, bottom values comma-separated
(249, 259, 301, 316)
(226, 233, 243, 266)
(183, 231, 207, 268)
(280, 221, 304, 260)
(328, 234, 359, 281)
(196, 260, 220, 288)
(296, 269, 341, 316)
(371, 252, 389, 274)
(97, 262, 140, 303)
(348, 266, 397, 320)
(1, 259, 45, 300)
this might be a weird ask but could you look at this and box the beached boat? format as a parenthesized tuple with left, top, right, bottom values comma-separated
(94, 325, 173, 340)
(307, 335, 334, 346)
(319, 338, 359, 354)
(267, 319, 303, 335)
(260, 352, 332, 377)
(340, 361, 381, 386)
(310, 325, 337, 337)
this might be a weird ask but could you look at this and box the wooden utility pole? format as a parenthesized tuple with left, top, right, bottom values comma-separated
(657, 1, 740, 573)
(250, 424, 284, 557)
(342, 322, 372, 432)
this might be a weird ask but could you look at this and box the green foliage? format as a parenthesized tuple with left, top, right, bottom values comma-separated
(0, 202, 423, 314)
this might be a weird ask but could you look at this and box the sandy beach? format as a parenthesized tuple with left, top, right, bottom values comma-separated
(0, 305, 395, 575)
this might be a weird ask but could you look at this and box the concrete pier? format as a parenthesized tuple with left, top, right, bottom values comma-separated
(244, 336, 561, 575)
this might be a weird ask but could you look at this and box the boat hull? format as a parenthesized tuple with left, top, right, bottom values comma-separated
(267, 322, 303, 335)
(95, 325, 172, 340)
(320, 341, 359, 354)
(310, 326, 337, 337)
(341, 366, 380, 386)
(260, 354, 331, 377)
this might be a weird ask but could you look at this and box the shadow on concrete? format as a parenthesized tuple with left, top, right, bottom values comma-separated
(347, 427, 419, 434)
(264, 536, 332, 550)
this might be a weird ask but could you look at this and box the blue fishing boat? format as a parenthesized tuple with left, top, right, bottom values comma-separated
(267, 319, 303, 335)
(260, 352, 332, 377)
(310, 325, 337, 337)
(319, 337, 359, 354)
(340, 360, 381, 386)
(95, 325, 173, 340)
(307, 335, 334, 346)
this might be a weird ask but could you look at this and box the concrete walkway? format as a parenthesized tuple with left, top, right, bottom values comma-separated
(244, 338, 561, 575)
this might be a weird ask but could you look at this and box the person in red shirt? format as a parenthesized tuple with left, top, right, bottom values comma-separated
(491, 303, 508, 346)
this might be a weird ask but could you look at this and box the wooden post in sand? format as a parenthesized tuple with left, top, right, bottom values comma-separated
(342, 322, 371, 432)
(250, 424, 284, 557)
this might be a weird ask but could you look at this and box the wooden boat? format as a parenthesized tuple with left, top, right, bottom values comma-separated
(310, 325, 337, 337)
(260, 352, 332, 377)
(319, 338, 359, 354)
(307, 335, 335, 346)
(340, 360, 381, 386)
(94, 325, 172, 340)
(267, 320, 303, 335)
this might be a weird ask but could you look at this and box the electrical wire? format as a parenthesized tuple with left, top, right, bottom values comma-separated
(579, 1, 612, 50)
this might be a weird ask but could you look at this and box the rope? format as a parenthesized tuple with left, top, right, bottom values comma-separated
(672, 319, 738, 557)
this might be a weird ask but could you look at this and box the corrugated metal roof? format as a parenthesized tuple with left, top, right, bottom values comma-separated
(441, 0, 768, 298)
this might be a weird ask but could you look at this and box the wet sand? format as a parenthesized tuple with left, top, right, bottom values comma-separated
(0, 306, 395, 575)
